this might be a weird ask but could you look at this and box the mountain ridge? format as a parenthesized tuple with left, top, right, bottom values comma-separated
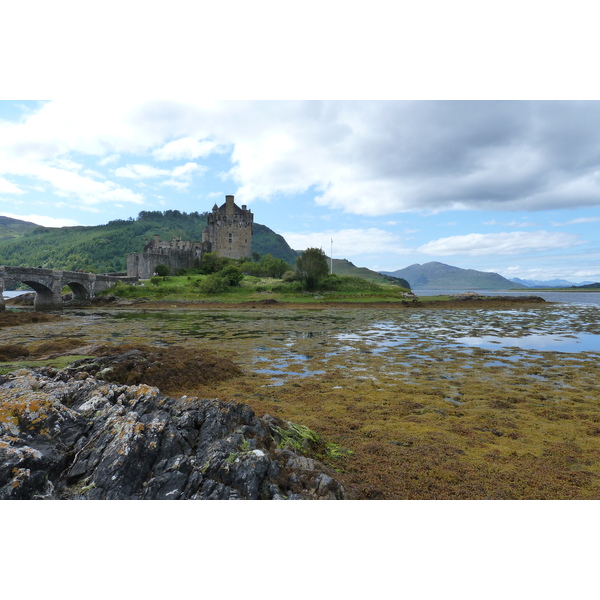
(510, 277, 595, 288)
(381, 261, 528, 290)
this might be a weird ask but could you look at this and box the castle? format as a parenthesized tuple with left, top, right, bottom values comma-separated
(127, 195, 253, 278)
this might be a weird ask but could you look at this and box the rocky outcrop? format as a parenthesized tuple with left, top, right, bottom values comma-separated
(0, 368, 352, 500)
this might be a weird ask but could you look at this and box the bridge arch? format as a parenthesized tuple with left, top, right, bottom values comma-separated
(63, 280, 90, 302)
(18, 279, 63, 311)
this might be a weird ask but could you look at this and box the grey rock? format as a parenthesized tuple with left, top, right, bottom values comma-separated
(0, 368, 352, 500)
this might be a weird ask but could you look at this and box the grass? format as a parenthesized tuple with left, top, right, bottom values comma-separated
(102, 273, 413, 304)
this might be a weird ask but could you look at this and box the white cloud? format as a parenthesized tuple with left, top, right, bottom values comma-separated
(4, 100, 600, 218)
(0, 212, 81, 227)
(159, 162, 207, 191)
(99, 154, 121, 166)
(51, 158, 82, 171)
(483, 219, 538, 227)
(171, 162, 206, 179)
(0, 154, 145, 206)
(418, 231, 582, 256)
(152, 137, 223, 161)
(114, 164, 171, 179)
(278, 228, 411, 257)
(552, 216, 600, 226)
(32, 164, 145, 205)
(114, 162, 205, 191)
(0, 177, 25, 194)
(161, 179, 191, 191)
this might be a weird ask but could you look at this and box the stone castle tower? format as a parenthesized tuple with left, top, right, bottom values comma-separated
(202, 195, 253, 259)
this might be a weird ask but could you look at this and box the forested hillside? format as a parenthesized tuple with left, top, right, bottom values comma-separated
(0, 211, 297, 273)
(0, 216, 38, 242)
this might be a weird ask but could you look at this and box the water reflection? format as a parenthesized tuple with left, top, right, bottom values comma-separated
(457, 333, 600, 353)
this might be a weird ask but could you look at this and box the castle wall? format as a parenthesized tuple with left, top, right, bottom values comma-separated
(127, 250, 201, 279)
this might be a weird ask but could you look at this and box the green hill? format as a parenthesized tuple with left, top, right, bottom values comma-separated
(381, 261, 528, 290)
(332, 259, 410, 288)
(0, 211, 298, 273)
(0, 216, 39, 242)
(251, 223, 298, 264)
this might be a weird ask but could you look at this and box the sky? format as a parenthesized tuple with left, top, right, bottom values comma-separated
(2, 100, 600, 283)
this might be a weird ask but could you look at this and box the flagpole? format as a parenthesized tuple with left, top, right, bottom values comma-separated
(330, 238, 333, 274)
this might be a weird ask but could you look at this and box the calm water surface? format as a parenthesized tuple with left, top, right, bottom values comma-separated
(414, 288, 600, 305)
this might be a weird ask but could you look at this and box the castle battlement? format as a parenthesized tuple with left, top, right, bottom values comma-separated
(202, 195, 253, 259)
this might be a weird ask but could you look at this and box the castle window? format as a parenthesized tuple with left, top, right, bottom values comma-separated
(228, 233, 233, 243)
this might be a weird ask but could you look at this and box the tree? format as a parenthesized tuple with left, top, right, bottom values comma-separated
(295, 247, 329, 291)
(260, 254, 289, 278)
(200, 251, 225, 274)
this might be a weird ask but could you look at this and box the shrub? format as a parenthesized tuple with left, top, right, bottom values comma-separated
(240, 254, 290, 278)
(219, 265, 243, 287)
(155, 264, 170, 276)
(197, 273, 230, 294)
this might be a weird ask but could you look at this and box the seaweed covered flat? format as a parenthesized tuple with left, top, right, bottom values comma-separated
(1, 302, 599, 499)
(0, 311, 63, 329)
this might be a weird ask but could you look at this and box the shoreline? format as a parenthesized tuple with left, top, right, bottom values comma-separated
(86, 295, 549, 311)
(3, 294, 550, 313)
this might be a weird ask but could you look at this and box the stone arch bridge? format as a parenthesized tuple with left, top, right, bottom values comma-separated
(0, 266, 138, 311)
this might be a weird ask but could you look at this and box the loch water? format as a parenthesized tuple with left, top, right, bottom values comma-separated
(414, 288, 600, 305)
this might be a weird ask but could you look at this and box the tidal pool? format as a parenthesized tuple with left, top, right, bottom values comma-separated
(457, 333, 600, 353)
(3, 302, 600, 499)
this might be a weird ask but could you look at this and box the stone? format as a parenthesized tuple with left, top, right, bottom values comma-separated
(0, 367, 353, 500)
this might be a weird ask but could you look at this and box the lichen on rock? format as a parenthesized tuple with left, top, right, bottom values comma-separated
(0, 366, 352, 500)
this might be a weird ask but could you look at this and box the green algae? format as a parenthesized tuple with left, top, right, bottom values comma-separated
(0, 354, 93, 375)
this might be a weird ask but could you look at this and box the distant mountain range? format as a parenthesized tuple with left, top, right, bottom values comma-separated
(509, 277, 596, 288)
(380, 262, 528, 290)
